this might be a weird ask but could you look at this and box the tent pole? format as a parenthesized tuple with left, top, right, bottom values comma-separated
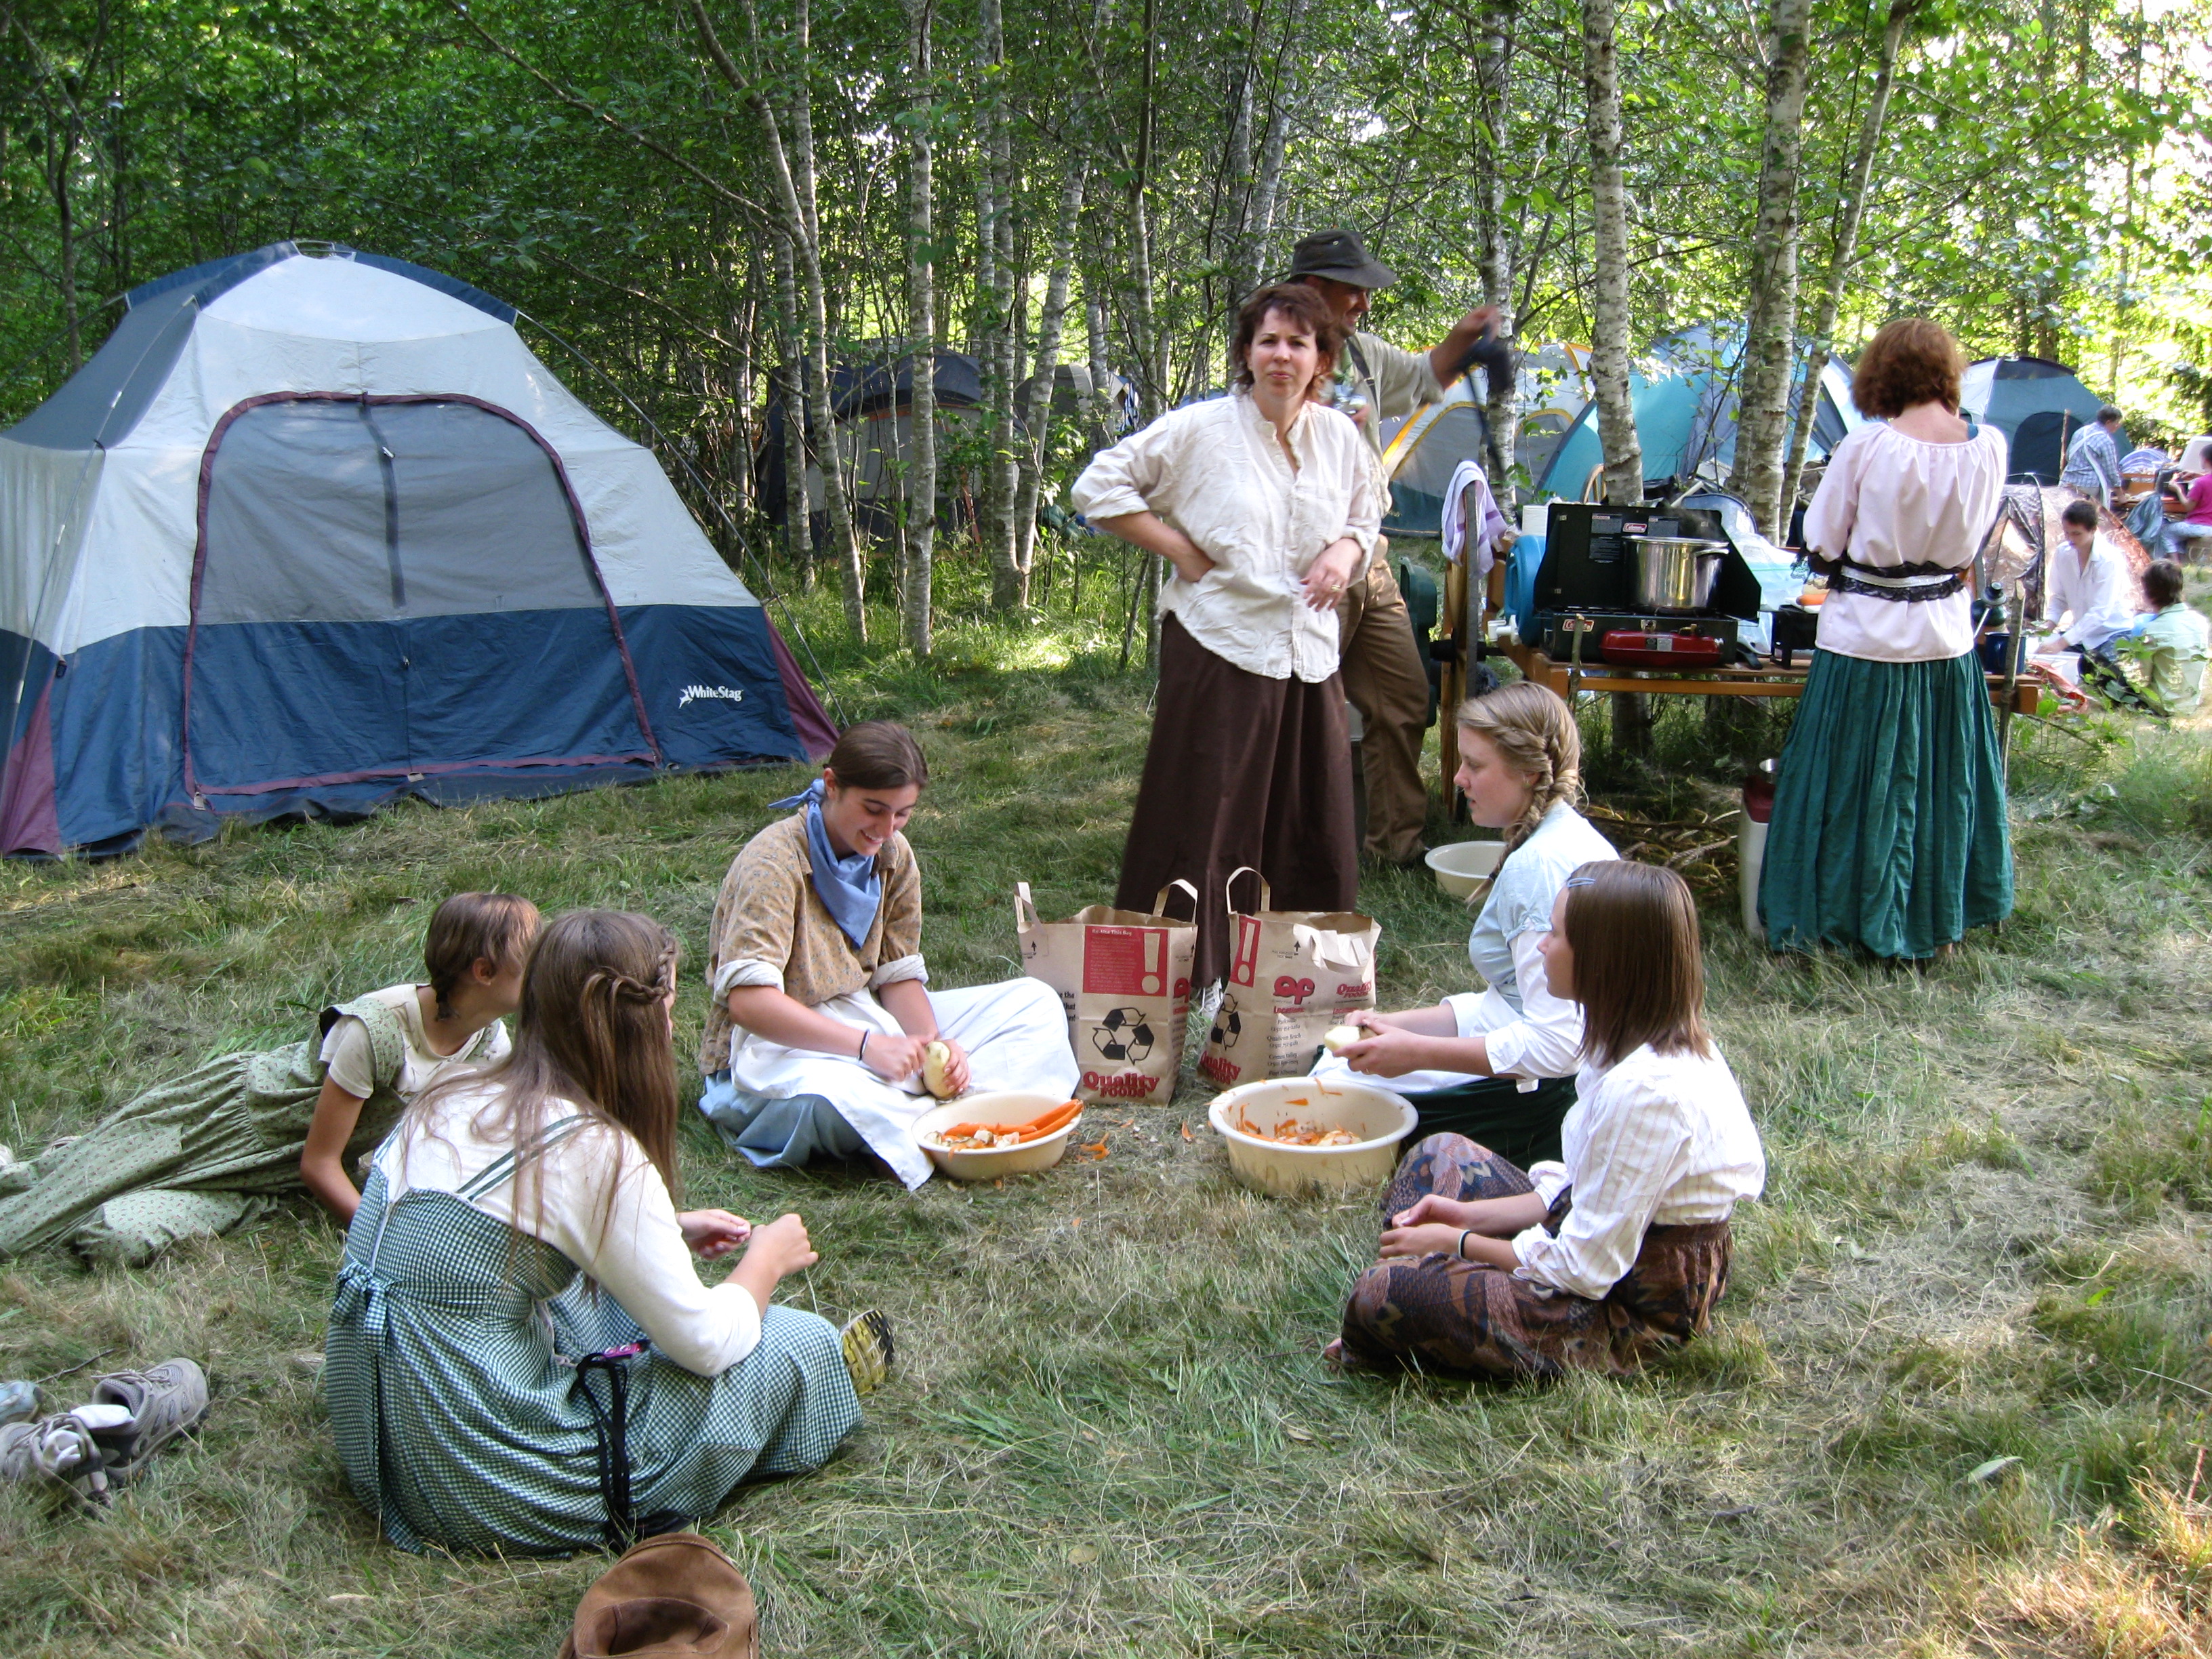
(1996, 578, 2025, 777)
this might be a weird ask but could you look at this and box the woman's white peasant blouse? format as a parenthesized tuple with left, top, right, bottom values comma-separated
(1071, 392, 1381, 682)
(1803, 422, 2009, 663)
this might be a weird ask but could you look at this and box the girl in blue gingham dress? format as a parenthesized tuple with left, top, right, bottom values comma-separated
(325, 910, 867, 1556)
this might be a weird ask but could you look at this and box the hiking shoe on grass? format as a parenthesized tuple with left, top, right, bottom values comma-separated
(839, 1311, 894, 1395)
(0, 1380, 37, 1426)
(83, 1357, 208, 1480)
(0, 1412, 113, 1510)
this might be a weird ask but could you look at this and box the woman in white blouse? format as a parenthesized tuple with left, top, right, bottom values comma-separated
(1315, 682, 1614, 1168)
(1071, 281, 1380, 983)
(1330, 861, 1764, 1380)
(326, 909, 883, 1555)
(1759, 318, 2013, 960)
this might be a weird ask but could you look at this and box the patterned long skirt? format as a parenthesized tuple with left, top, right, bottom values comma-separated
(1338, 1133, 1732, 1381)
(327, 1164, 861, 1556)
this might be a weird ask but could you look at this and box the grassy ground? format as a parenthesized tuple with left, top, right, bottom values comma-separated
(4, 563, 2212, 1657)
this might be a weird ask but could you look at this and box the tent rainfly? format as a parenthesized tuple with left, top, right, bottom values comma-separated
(756, 350, 989, 538)
(1376, 342, 1594, 533)
(0, 241, 834, 857)
(1533, 324, 1861, 500)
(1957, 356, 2108, 484)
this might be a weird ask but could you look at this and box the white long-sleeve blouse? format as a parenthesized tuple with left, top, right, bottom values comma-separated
(1512, 1043, 1765, 1300)
(1802, 422, 2009, 663)
(1069, 392, 1381, 682)
(376, 1088, 762, 1375)
(2043, 533, 2138, 653)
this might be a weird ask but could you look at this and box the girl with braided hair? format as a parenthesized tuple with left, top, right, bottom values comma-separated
(1315, 683, 1615, 1167)
(326, 909, 876, 1557)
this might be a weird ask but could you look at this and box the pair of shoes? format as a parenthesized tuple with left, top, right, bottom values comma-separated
(838, 1311, 895, 1396)
(0, 1358, 208, 1510)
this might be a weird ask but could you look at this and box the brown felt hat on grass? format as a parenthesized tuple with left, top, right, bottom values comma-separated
(1286, 228, 1396, 290)
(556, 1532, 757, 1659)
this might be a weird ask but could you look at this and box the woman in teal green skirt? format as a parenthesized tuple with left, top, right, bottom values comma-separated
(325, 910, 884, 1556)
(1760, 319, 2014, 958)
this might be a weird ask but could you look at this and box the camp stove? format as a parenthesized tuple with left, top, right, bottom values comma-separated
(1528, 501, 1765, 669)
(1536, 609, 1745, 668)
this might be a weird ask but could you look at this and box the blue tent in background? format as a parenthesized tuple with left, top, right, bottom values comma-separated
(1533, 324, 1860, 499)
(1957, 356, 2106, 483)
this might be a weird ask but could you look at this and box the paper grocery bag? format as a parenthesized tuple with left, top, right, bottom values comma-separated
(1016, 880, 1198, 1105)
(1197, 867, 1379, 1090)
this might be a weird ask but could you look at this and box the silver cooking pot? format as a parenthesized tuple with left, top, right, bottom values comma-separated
(1629, 535, 1727, 613)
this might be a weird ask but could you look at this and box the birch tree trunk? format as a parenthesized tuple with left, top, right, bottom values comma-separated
(1723, 0, 1814, 535)
(1240, 0, 1306, 295)
(1579, 0, 1643, 506)
(976, 0, 1025, 610)
(693, 0, 867, 640)
(1012, 165, 1089, 587)
(903, 0, 937, 656)
(1473, 0, 1521, 497)
(775, 231, 813, 581)
(1084, 290, 1115, 451)
(1777, 0, 1919, 531)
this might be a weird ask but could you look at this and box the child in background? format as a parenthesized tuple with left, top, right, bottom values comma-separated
(1329, 861, 1764, 1382)
(0, 893, 537, 1266)
(2137, 560, 2209, 716)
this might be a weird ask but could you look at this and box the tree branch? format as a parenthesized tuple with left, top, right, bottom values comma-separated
(445, 0, 773, 230)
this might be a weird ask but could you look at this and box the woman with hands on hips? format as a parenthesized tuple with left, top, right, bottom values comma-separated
(1330, 862, 1764, 1382)
(1071, 281, 1380, 986)
(1315, 683, 1614, 1168)
(695, 721, 1077, 1189)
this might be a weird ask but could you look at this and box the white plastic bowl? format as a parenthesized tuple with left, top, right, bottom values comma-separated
(1208, 1078, 1417, 1196)
(912, 1092, 1084, 1182)
(1425, 839, 1507, 899)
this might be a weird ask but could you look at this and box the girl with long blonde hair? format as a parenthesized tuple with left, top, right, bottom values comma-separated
(1317, 681, 1616, 1166)
(326, 909, 883, 1557)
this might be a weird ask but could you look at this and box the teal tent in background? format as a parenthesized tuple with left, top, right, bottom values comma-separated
(1533, 324, 1860, 500)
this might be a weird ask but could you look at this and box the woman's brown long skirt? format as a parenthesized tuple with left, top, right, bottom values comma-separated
(1115, 613, 1359, 986)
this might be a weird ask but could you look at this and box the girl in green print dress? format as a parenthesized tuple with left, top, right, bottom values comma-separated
(325, 910, 871, 1556)
(0, 893, 539, 1267)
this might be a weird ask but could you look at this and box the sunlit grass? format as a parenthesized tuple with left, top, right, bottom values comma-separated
(1, 559, 2210, 1655)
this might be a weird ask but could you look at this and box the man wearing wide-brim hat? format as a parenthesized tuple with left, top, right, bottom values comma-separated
(1284, 228, 1511, 867)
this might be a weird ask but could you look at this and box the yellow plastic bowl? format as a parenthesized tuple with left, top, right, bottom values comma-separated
(1208, 1078, 1418, 1196)
(912, 1092, 1084, 1182)
(1425, 839, 1506, 899)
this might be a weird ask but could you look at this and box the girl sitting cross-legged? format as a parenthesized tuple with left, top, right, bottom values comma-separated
(1328, 861, 1765, 1382)
(695, 720, 1077, 1189)
(325, 909, 878, 1557)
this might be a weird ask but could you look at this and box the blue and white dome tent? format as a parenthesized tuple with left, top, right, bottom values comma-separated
(0, 243, 834, 855)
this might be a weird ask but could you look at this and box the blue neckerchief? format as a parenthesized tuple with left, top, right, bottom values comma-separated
(766, 779, 882, 948)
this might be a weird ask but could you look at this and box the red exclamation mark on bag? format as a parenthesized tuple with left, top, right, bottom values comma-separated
(1230, 915, 1260, 987)
(1139, 928, 1164, 997)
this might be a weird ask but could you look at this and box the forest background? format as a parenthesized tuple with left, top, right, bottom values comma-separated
(4, 0, 2211, 657)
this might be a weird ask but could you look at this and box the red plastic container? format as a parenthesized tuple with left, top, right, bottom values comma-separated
(1600, 630, 1725, 668)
